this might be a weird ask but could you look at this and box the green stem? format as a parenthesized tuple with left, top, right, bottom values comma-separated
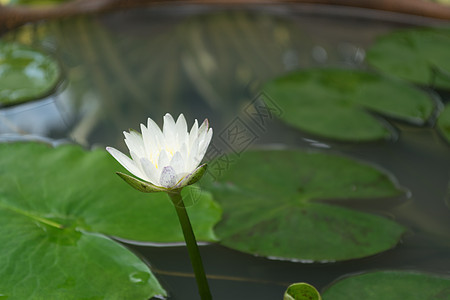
(168, 191, 212, 300)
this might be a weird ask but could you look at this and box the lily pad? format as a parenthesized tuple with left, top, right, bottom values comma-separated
(208, 150, 406, 262)
(0, 42, 61, 106)
(0, 142, 221, 298)
(262, 68, 435, 141)
(367, 27, 450, 89)
(437, 103, 450, 144)
(322, 270, 450, 300)
(0, 216, 166, 299)
(284, 283, 322, 300)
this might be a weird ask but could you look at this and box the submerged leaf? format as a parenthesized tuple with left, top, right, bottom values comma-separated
(208, 150, 406, 262)
(263, 68, 435, 141)
(0, 42, 61, 106)
(322, 270, 450, 300)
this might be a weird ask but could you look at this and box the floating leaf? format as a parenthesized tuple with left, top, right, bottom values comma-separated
(262, 68, 435, 141)
(0, 142, 221, 298)
(437, 103, 450, 144)
(0, 42, 61, 106)
(367, 27, 450, 89)
(284, 283, 322, 300)
(208, 150, 406, 262)
(0, 215, 166, 299)
(322, 270, 450, 300)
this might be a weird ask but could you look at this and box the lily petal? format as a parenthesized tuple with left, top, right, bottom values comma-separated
(187, 137, 199, 170)
(170, 151, 185, 175)
(198, 119, 209, 137)
(158, 149, 170, 170)
(179, 142, 188, 170)
(160, 166, 177, 188)
(163, 113, 177, 149)
(197, 128, 213, 162)
(147, 117, 164, 151)
(140, 123, 156, 163)
(140, 157, 159, 185)
(106, 147, 143, 179)
(175, 114, 188, 146)
(189, 119, 199, 148)
(124, 130, 145, 158)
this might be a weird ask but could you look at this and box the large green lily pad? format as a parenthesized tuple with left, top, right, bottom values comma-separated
(262, 68, 435, 141)
(0, 42, 61, 106)
(437, 103, 450, 144)
(322, 270, 450, 299)
(367, 27, 450, 89)
(0, 216, 166, 299)
(0, 142, 221, 299)
(208, 150, 406, 262)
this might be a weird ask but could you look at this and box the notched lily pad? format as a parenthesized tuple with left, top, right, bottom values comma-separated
(322, 270, 450, 300)
(208, 150, 406, 262)
(437, 103, 450, 144)
(367, 27, 450, 89)
(262, 68, 435, 141)
(0, 41, 61, 106)
(0, 142, 221, 299)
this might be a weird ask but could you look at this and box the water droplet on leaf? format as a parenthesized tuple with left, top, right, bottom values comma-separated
(129, 271, 150, 285)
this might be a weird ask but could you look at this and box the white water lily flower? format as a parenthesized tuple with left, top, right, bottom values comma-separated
(107, 113, 213, 191)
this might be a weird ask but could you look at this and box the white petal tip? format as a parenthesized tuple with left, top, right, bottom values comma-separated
(106, 146, 119, 155)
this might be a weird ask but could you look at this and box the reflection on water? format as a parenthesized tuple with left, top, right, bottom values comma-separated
(2, 6, 380, 147)
(0, 96, 69, 138)
(1, 5, 449, 300)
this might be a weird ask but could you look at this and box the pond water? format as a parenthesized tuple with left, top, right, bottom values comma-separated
(1, 4, 450, 299)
